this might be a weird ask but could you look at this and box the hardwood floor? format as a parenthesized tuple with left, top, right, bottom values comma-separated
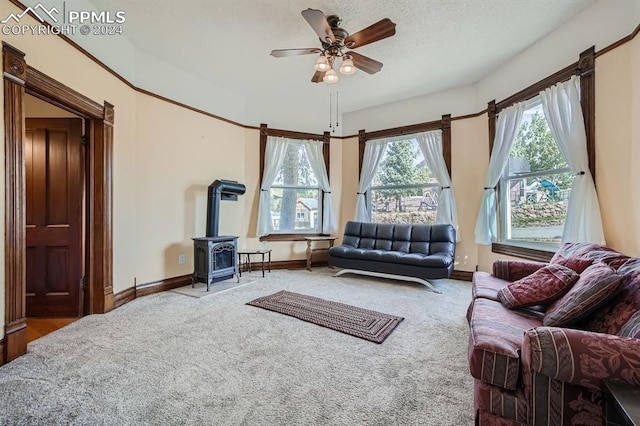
(26, 317, 79, 343)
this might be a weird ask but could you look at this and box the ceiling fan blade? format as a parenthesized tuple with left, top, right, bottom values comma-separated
(301, 8, 336, 43)
(271, 48, 322, 58)
(344, 18, 396, 49)
(348, 52, 383, 74)
(311, 70, 326, 83)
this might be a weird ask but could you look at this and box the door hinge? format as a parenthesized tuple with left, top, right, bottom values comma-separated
(80, 135, 88, 147)
(81, 276, 88, 289)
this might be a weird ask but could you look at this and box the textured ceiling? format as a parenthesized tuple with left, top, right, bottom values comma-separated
(78, 0, 596, 126)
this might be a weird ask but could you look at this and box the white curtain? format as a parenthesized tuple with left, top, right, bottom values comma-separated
(256, 136, 288, 236)
(302, 140, 336, 234)
(540, 75, 605, 244)
(474, 102, 526, 244)
(415, 130, 460, 241)
(354, 139, 388, 222)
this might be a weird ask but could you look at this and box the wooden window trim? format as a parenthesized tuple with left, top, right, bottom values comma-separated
(491, 243, 554, 263)
(489, 47, 595, 260)
(259, 233, 330, 242)
(358, 115, 452, 177)
(258, 124, 330, 241)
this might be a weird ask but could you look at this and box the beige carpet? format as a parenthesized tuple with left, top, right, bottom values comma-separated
(0, 268, 474, 425)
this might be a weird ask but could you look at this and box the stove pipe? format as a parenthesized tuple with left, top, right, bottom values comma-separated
(206, 179, 246, 237)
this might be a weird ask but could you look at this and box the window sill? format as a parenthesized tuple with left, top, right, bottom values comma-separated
(260, 233, 329, 242)
(492, 242, 556, 262)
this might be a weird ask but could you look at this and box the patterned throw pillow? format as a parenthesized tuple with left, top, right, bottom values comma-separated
(580, 258, 640, 334)
(497, 264, 579, 309)
(551, 255, 593, 274)
(551, 243, 629, 270)
(617, 311, 640, 339)
(544, 263, 623, 327)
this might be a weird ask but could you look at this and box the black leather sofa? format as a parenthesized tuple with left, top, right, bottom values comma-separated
(328, 221, 456, 293)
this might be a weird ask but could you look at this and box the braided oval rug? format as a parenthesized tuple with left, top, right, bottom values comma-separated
(247, 290, 404, 343)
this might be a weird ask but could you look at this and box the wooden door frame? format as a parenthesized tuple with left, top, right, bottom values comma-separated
(3, 42, 114, 363)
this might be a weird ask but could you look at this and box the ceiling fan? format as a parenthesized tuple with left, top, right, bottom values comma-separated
(270, 8, 396, 83)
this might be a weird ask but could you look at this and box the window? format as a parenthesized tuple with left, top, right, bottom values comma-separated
(499, 98, 572, 247)
(369, 138, 438, 225)
(269, 142, 322, 233)
(487, 48, 596, 260)
(258, 125, 332, 239)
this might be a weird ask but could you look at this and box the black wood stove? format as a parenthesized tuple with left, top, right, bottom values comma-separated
(192, 179, 246, 291)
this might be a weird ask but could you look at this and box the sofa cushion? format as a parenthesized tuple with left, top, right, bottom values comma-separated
(469, 272, 509, 323)
(468, 298, 542, 391)
(387, 252, 452, 267)
(468, 272, 546, 322)
(544, 263, 622, 327)
(493, 260, 547, 282)
(328, 246, 369, 259)
(551, 242, 629, 270)
(550, 255, 594, 274)
(473, 271, 509, 302)
(328, 246, 452, 268)
(583, 257, 640, 334)
(498, 264, 578, 309)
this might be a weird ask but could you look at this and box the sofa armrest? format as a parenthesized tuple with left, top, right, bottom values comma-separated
(493, 260, 548, 282)
(523, 327, 640, 389)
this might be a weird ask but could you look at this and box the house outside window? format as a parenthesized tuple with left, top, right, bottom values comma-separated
(269, 142, 322, 233)
(499, 97, 572, 247)
(369, 138, 438, 225)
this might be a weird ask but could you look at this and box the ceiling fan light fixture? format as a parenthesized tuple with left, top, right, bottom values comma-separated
(271, 9, 395, 84)
(314, 55, 331, 72)
(323, 68, 339, 83)
(339, 57, 356, 75)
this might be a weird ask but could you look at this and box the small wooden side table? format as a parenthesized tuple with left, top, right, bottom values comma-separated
(237, 249, 272, 277)
(304, 236, 336, 271)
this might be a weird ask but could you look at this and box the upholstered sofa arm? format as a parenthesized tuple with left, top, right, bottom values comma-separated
(492, 260, 548, 282)
(523, 327, 640, 389)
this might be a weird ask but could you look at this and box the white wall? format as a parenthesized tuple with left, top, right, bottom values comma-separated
(17, 0, 637, 137)
(244, 86, 341, 136)
(342, 83, 477, 135)
(630, 33, 640, 254)
(134, 50, 247, 126)
(478, 0, 639, 109)
(18, 0, 137, 82)
(345, 0, 639, 133)
(134, 93, 247, 284)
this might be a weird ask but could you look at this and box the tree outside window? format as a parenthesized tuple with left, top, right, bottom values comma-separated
(269, 143, 321, 233)
(370, 139, 436, 225)
(500, 101, 572, 245)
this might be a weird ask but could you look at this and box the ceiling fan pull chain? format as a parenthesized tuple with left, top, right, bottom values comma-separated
(335, 91, 339, 129)
(329, 93, 333, 131)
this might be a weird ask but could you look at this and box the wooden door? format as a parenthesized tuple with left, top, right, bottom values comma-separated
(25, 118, 84, 317)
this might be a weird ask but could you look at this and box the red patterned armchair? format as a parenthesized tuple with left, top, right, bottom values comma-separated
(467, 243, 640, 425)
